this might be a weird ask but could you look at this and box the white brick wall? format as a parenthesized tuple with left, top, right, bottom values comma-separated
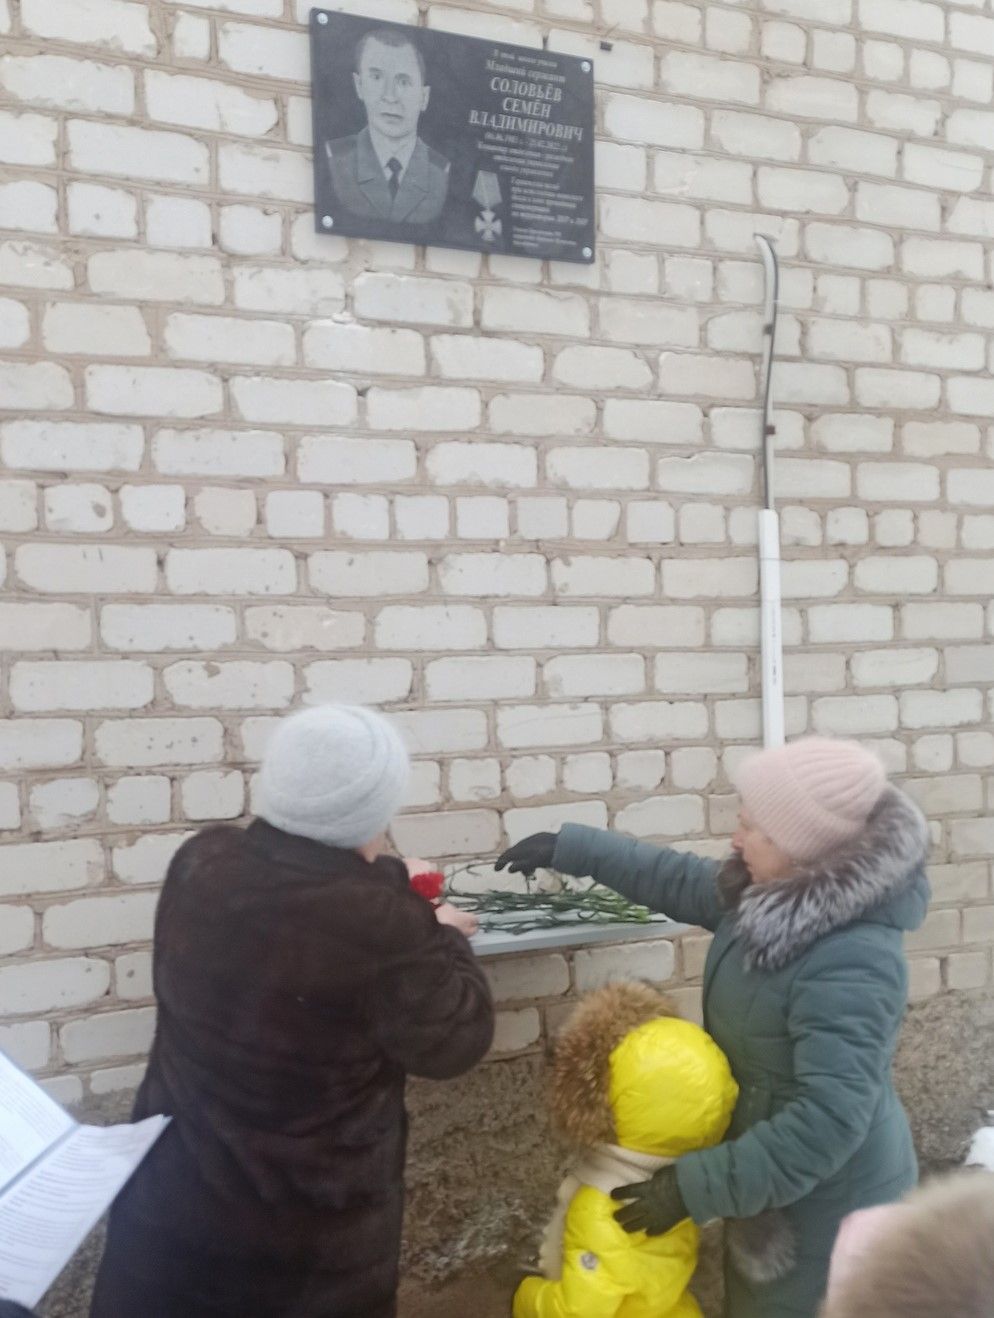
(1, 0, 993, 1091)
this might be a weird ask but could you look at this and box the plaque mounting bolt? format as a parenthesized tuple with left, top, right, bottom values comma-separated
(582, 246, 592, 259)
(581, 60, 591, 72)
(317, 11, 329, 22)
(322, 215, 334, 229)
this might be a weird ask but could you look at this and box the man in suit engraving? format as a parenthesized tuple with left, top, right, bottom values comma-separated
(326, 28, 450, 225)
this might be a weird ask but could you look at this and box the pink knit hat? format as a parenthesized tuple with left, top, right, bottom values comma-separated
(733, 737, 887, 864)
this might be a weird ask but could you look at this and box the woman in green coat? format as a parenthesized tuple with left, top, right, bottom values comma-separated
(496, 737, 929, 1318)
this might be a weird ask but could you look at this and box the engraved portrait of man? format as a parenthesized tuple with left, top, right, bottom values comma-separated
(325, 27, 450, 226)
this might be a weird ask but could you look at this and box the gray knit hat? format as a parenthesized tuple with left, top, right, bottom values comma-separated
(257, 704, 410, 849)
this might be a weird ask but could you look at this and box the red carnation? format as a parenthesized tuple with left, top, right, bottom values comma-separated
(410, 870, 445, 903)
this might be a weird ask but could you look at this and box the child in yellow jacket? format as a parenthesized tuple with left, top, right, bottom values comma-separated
(514, 982, 737, 1318)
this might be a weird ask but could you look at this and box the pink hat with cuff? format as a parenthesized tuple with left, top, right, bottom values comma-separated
(733, 737, 887, 864)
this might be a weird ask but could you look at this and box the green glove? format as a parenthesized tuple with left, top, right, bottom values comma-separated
(611, 1165, 689, 1236)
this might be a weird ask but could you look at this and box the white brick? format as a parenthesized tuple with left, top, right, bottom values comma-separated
(0, 478, 36, 531)
(494, 606, 600, 650)
(659, 353, 755, 400)
(0, 785, 19, 832)
(601, 197, 700, 249)
(663, 258, 713, 303)
(69, 120, 207, 186)
(0, 297, 28, 351)
(807, 319, 891, 365)
(356, 274, 473, 329)
(11, 661, 153, 713)
(0, 603, 91, 653)
(948, 378, 994, 417)
(952, 59, 993, 105)
(552, 345, 651, 392)
(855, 369, 940, 411)
(62, 1006, 156, 1064)
(485, 954, 569, 1003)
(757, 167, 849, 215)
(0, 111, 54, 170)
(653, 154, 753, 207)
(901, 689, 983, 730)
(177, 769, 244, 821)
(496, 703, 602, 750)
(219, 206, 282, 257)
(903, 238, 984, 282)
(67, 182, 137, 240)
(603, 95, 704, 150)
(232, 376, 356, 427)
(165, 315, 295, 368)
(571, 501, 620, 541)
(812, 694, 898, 735)
(762, 20, 806, 63)
(857, 182, 940, 231)
(610, 701, 709, 742)
(902, 603, 984, 641)
(220, 142, 312, 203)
(264, 490, 324, 540)
(857, 463, 941, 502)
(0, 53, 135, 115)
(165, 659, 293, 711)
(551, 555, 654, 598)
(560, 752, 611, 794)
(304, 323, 425, 376)
(425, 656, 535, 702)
(859, 0, 943, 41)
(44, 303, 150, 359)
(629, 501, 677, 544)
(218, 20, 309, 80)
(902, 330, 985, 372)
(302, 659, 411, 706)
(440, 553, 546, 598)
(711, 110, 800, 163)
(0, 839, 103, 899)
(0, 361, 73, 412)
(0, 1022, 50, 1070)
(657, 453, 754, 496)
(855, 556, 938, 595)
(504, 755, 556, 799)
(45, 893, 159, 951)
(194, 487, 257, 537)
(574, 939, 675, 991)
(655, 652, 749, 694)
(490, 393, 596, 437)
(145, 70, 277, 136)
(662, 558, 758, 598)
(297, 436, 415, 486)
(308, 548, 427, 601)
(0, 720, 83, 771)
(154, 429, 284, 481)
(547, 447, 648, 491)
(166, 548, 295, 596)
(0, 240, 73, 291)
(244, 606, 363, 654)
(28, 778, 98, 831)
(107, 776, 171, 826)
(368, 387, 480, 433)
(455, 497, 508, 540)
(89, 250, 223, 305)
(660, 50, 759, 105)
(173, 11, 211, 58)
(488, 1009, 541, 1056)
(392, 809, 501, 858)
(146, 196, 212, 250)
(766, 0, 851, 19)
(427, 442, 536, 490)
(16, 544, 156, 595)
(0, 958, 110, 1019)
(96, 718, 222, 768)
(101, 603, 235, 653)
(947, 109, 994, 151)
(616, 795, 706, 839)
(903, 143, 984, 194)
(21, 0, 156, 54)
(516, 497, 568, 540)
(852, 648, 939, 688)
(233, 266, 344, 315)
(766, 75, 858, 123)
(446, 758, 500, 804)
(805, 223, 893, 272)
(542, 654, 644, 698)
(86, 366, 221, 420)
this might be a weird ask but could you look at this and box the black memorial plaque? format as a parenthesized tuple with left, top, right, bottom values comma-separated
(310, 9, 595, 263)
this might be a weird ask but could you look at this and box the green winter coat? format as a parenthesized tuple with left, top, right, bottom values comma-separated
(553, 786, 930, 1318)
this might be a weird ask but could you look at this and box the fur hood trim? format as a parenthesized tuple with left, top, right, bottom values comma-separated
(549, 982, 675, 1146)
(717, 786, 929, 973)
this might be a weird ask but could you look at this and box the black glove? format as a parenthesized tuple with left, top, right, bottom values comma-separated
(494, 832, 557, 876)
(611, 1166, 688, 1236)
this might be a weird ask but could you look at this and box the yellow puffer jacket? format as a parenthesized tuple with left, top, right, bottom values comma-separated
(513, 1015, 738, 1318)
